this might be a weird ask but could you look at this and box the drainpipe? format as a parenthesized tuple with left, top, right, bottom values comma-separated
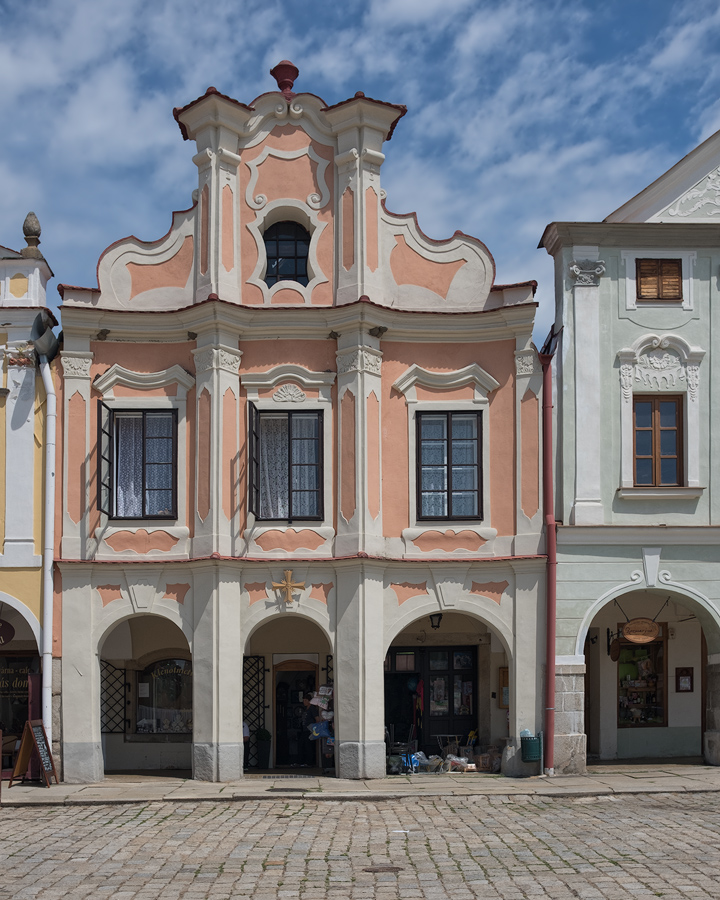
(539, 330, 559, 776)
(39, 356, 56, 745)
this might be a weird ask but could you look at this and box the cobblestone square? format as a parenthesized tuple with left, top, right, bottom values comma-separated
(2, 792, 720, 899)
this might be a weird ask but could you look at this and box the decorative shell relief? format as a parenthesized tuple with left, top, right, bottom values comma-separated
(273, 383, 306, 403)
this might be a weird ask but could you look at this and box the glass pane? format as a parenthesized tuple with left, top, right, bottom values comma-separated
(661, 458, 679, 485)
(454, 650, 473, 670)
(293, 414, 318, 438)
(292, 439, 317, 464)
(146, 414, 173, 437)
(292, 491, 318, 517)
(451, 492, 477, 517)
(420, 416, 446, 440)
(278, 257, 294, 275)
(452, 440, 476, 465)
(421, 493, 447, 517)
(297, 242, 309, 257)
(115, 415, 143, 517)
(451, 415, 476, 440)
(429, 676, 449, 716)
(137, 658, 192, 734)
(296, 258, 307, 277)
(395, 652, 415, 672)
(265, 240, 277, 256)
(635, 402, 652, 428)
(635, 458, 653, 485)
(451, 466, 477, 490)
(421, 442, 447, 465)
(146, 490, 174, 517)
(259, 415, 289, 518)
(279, 240, 295, 256)
(660, 430, 677, 456)
(266, 258, 278, 276)
(145, 464, 173, 489)
(635, 431, 652, 456)
(660, 401, 677, 428)
(146, 439, 172, 464)
(456, 677, 473, 716)
(429, 651, 448, 671)
(292, 465, 318, 490)
(421, 467, 447, 491)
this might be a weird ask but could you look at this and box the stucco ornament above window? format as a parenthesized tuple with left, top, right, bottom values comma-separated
(616, 334, 705, 404)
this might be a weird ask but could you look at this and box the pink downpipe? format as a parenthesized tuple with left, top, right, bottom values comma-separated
(539, 350, 556, 775)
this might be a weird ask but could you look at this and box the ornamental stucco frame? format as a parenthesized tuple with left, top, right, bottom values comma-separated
(240, 365, 336, 547)
(393, 364, 499, 551)
(620, 249, 696, 311)
(92, 364, 196, 551)
(616, 333, 705, 496)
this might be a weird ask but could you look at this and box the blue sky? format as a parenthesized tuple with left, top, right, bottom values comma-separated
(2, 0, 720, 339)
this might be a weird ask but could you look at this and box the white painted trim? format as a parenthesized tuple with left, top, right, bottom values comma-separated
(241, 365, 335, 394)
(392, 363, 499, 402)
(620, 250, 696, 311)
(556, 655, 585, 667)
(0, 591, 41, 647)
(617, 487, 704, 500)
(94, 364, 195, 398)
(558, 525, 720, 545)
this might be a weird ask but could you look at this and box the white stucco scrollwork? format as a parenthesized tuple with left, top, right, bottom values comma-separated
(60, 353, 93, 378)
(620, 363, 634, 404)
(514, 352, 537, 376)
(569, 259, 606, 286)
(192, 347, 241, 376)
(635, 349, 685, 391)
(273, 384, 306, 403)
(662, 166, 720, 218)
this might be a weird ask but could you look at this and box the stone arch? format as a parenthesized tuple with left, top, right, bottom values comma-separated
(96, 601, 193, 656)
(243, 605, 334, 656)
(0, 591, 41, 647)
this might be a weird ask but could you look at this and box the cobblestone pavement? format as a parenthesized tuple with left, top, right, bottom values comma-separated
(2, 793, 720, 899)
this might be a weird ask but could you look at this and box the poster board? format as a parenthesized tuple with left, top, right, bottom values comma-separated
(8, 720, 58, 788)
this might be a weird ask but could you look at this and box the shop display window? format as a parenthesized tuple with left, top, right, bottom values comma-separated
(136, 658, 193, 734)
(617, 624, 667, 728)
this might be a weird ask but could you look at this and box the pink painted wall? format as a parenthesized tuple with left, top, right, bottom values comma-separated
(127, 235, 194, 300)
(381, 340, 516, 537)
(67, 392, 86, 525)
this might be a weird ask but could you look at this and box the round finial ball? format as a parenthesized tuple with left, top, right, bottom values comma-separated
(355, 91, 365, 98)
(23, 211, 41, 238)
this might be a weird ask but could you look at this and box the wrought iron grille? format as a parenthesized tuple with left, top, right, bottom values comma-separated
(100, 660, 127, 734)
(325, 654, 334, 684)
(243, 655, 266, 768)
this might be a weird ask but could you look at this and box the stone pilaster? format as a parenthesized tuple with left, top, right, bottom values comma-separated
(569, 253, 605, 525)
(59, 351, 93, 560)
(191, 341, 242, 558)
(334, 332, 384, 556)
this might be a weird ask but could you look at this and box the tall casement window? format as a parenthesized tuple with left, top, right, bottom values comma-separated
(636, 259, 682, 302)
(417, 411, 482, 519)
(98, 405, 178, 518)
(263, 221, 310, 287)
(633, 396, 682, 487)
(249, 405, 323, 521)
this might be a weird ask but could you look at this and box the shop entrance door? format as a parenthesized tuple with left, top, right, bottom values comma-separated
(273, 660, 318, 767)
(384, 646, 476, 757)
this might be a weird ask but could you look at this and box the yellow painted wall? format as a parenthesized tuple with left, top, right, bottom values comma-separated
(0, 568, 43, 624)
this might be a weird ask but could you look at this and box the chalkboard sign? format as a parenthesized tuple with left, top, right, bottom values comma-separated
(8, 720, 58, 788)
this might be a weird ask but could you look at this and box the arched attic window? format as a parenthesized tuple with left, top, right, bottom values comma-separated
(263, 221, 310, 287)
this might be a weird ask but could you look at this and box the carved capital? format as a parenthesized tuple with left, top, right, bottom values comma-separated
(569, 259, 606, 287)
(337, 349, 382, 376)
(514, 352, 538, 376)
(192, 347, 242, 375)
(60, 352, 93, 378)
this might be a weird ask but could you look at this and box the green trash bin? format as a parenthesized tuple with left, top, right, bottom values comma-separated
(520, 735, 541, 762)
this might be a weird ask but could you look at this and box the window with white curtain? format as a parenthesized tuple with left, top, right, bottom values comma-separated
(98, 404, 177, 519)
(416, 411, 482, 520)
(249, 405, 323, 521)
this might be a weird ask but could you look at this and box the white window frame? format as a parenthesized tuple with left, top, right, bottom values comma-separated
(621, 249, 696, 311)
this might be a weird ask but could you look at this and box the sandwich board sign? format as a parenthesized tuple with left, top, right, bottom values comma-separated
(8, 720, 58, 788)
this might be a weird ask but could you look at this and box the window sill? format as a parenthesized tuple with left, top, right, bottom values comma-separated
(617, 487, 704, 500)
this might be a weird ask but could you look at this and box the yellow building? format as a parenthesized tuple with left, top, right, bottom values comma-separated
(0, 213, 58, 769)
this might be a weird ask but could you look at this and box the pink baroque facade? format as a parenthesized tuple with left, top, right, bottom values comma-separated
(56, 63, 545, 782)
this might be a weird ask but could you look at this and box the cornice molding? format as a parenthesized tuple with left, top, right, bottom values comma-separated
(393, 363, 500, 403)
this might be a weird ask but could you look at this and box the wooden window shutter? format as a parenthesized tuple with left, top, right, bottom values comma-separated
(659, 259, 682, 300)
(248, 401, 259, 517)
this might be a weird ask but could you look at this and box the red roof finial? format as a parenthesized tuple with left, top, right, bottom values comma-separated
(270, 60, 299, 100)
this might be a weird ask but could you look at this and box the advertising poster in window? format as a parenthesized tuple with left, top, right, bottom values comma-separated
(430, 676, 448, 716)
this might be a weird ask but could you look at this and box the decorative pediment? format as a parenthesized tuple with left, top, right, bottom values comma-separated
(393, 363, 500, 403)
(617, 334, 705, 403)
(94, 363, 196, 398)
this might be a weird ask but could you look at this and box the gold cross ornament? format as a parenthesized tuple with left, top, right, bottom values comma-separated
(272, 570, 305, 604)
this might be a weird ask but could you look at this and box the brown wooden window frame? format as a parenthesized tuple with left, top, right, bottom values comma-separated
(635, 258, 683, 302)
(633, 395, 683, 488)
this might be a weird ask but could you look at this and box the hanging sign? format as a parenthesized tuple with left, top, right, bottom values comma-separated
(0, 619, 15, 645)
(622, 618, 660, 643)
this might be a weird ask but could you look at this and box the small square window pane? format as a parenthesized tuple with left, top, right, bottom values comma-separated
(451, 492, 478, 516)
(297, 242, 309, 257)
(452, 440, 476, 465)
(661, 458, 679, 485)
(291, 438, 317, 464)
(635, 431, 652, 456)
(292, 491, 319, 517)
(292, 465, 318, 491)
(660, 430, 677, 456)
(421, 443, 447, 465)
(421, 493, 447, 517)
(635, 402, 652, 428)
(279, 240, 295, 256)
(293, 415, 319, 438)
(420, 416, 446, 440)
(146, 464, 173, 489)
(451, 415, 476, 439)
(146, 414, 173, 437)
(279, 257, 294, 275)
(421, 467, 447, 491)
(265, 275, 277, 286)
(451, 467, 477, 491)
(660, 401, 677, 428)
(266, 258, 278, 275)
(265, 240, 277, 256)
(277, 226, 294, 240)
(146, 490, 173, 516)
(635, 459, 653, 484)
(296, 258, 307, 277)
